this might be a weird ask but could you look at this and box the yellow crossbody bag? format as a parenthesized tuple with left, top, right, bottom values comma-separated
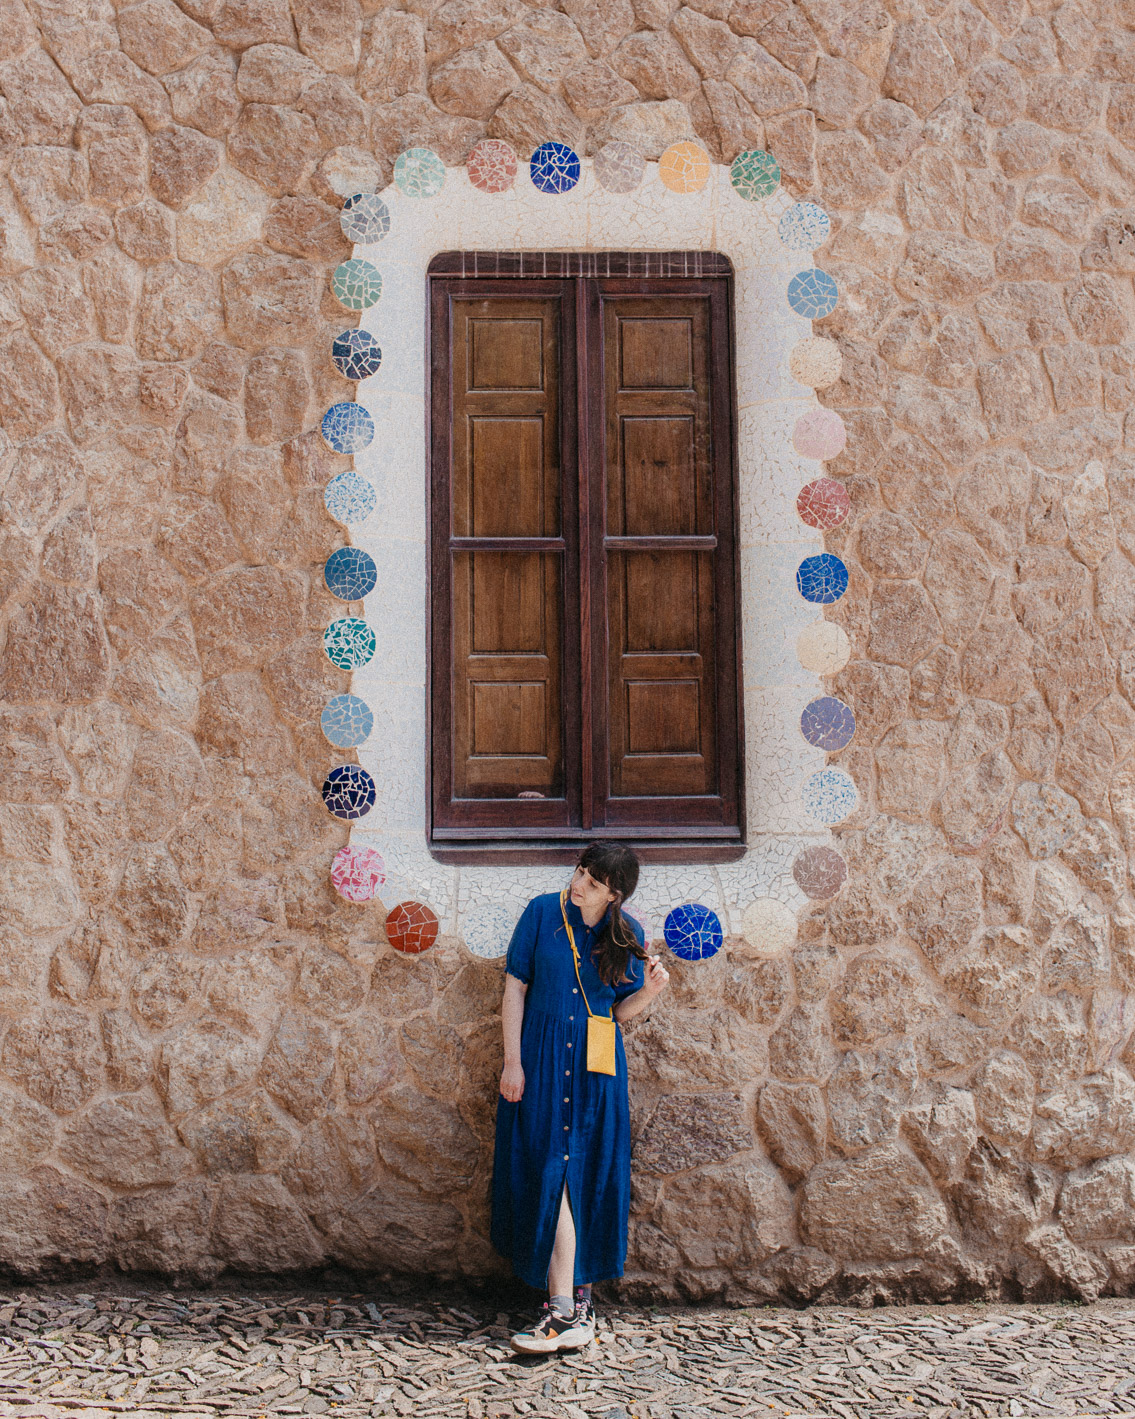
(559, 888, 617, 1076)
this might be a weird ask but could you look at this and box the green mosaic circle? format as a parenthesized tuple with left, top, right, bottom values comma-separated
(730, 149, 780, 201)
(332, 258, 383, 311)
(394, 147, 446, 198)
(323, 617, 376, 670)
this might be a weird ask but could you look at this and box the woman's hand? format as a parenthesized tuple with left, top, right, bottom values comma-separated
(500, 1062, 525, 1102)
(641, 953, 670, 999)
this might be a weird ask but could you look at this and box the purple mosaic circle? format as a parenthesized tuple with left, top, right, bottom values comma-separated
(800, 696, 856, 752)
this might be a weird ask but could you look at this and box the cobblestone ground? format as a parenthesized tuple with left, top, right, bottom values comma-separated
(1, 1284, 1133, 1419)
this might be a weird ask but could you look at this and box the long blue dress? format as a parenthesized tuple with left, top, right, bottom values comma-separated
(491, 892, 645, 1289)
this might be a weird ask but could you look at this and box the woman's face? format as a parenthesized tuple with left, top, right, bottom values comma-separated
(570, 864, 617, 918)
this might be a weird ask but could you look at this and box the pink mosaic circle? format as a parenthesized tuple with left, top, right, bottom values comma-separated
(331, 844, 385, 903)
(467, 138, 517, 194)
(797, 477, 851, 531)
(792, 408, 847, 461)
(594, 140, 645, 193)
(793, 846, 848, 899)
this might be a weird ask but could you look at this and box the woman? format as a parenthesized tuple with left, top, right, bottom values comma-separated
(490, 841, 670, 1354)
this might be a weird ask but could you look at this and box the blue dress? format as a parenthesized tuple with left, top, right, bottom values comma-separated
(491, 892, 645, 1289)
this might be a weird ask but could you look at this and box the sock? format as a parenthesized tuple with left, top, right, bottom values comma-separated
(550, 1294, 573, 1319)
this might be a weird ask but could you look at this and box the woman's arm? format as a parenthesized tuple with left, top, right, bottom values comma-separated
(499, 972, 528, 1101)
(613, 953, 669, 1023)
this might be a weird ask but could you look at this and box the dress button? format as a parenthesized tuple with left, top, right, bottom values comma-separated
(573, 988, 578, 994)
(564, 1124, 569, 1130)
(565, 1070, 570, 1077)
(564, 1097, 569, 1103)
(567, 1042, 572, 1048)
(564, 1154, 569, 1161)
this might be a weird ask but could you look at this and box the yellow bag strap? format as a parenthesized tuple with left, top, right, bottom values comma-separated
(560, 888, 612, 1022)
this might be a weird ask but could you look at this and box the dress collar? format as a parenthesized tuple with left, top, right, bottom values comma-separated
(563, 893, 609, 934)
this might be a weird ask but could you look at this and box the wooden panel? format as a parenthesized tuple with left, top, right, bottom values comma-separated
(470, 317, 543, 389)
(621, 417, 696, 536)
(625, 681, 699, 754)
(623, 551, 698, 653)
(471, 551, 545, 652)
(473, 682, 546, 755)
(620, 317, 693, 388)
(470, 418, 545, 537)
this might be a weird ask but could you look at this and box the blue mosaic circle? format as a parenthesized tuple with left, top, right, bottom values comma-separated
(787, 268, 839, 320)
(530, 141, 580, 194)
(802, 768, 858, 825)
(796, 553, 848, 604)
(394, 147, 445, 197)
(800, 696, 856, 752)
(664, 903, 723, 962)
(323, 617, 375, 669)
(331, 329, 382, 381)
(778, 202, 831, 251)
(321, 693, 374, 748)
(321, 763, 376, 821)
(325, 546, 377, 600)
(340, 192, 390, 244)
(332, 259, 383, 310)
(324, 470, 377, 525)
(321, 401, 375, 454)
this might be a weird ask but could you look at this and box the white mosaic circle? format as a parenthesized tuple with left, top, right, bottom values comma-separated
(796, 619, 851, 675)
(778, 202, 831, 251)
(738, 897, 798, 957)
(789, 337, 842, 389)
(324, 470, 376, 525)
(462, 901, 520, 959)
(802, 767, 858, 824)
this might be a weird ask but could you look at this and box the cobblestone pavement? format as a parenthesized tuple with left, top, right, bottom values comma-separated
(1, 1284, 1133, 1419)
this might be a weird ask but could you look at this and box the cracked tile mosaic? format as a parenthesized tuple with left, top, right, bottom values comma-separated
(467, 138, 517, 193)
(787, 268, 839, 320)
(322, 401, 375, 454)
(796, 553, 849, 604)
(793, 845, 848, 899)
(332, 258, 383, 311)
(386, 900, 439, 954)
(331, 328, 382, 381)
(663, 903, 723, 962)
(623, 907, 652, 948)
(321, 763, 376, 821)
(331, 844, 385, 903)
(462, 902, 519, 959)
(659, 141, 710, 194)
(394, 147, 446, 198)
(321, 693, 375, 748)
(740, 897, 797, 956)
(530, 141, 580, 194)
(797, 477, 851, 530)
(800, 696, 856, 752)
(802, 767, 858, 825)
(796, 618, 851, 675)
(323, 616, 375, 669)
(594, 141, 644, 193)
(340, 192, 390, 244)
(730, 149, 780, 201)
(778, 201, 831, 250)
(324, 470, 377, 525)
(324, 546, 377, 601)
(792, 408, 846, 461)
(789, 336, 842, 389)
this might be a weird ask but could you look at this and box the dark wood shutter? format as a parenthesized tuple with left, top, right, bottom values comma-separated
(430, 256, 740, 862)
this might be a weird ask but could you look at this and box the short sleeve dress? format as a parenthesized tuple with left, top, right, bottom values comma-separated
(490, 891, 645, 1290)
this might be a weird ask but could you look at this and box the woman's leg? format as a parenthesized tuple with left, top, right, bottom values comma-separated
(546, 1184, 576, 1307)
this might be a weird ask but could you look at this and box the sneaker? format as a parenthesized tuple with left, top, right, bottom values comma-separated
(509, 1302, 590, 1355)
(571, 1291, 596, 1345)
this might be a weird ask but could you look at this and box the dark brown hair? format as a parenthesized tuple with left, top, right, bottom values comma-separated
(577, 841, 648, 988)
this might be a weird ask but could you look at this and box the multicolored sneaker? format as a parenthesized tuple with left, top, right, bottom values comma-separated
(509, 1302, 589, 1354)
(572, 1289, 596, 1345)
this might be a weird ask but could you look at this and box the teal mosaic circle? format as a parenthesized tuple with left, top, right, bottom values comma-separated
(323, 617, 376, 670)
(730, 150, 780, 201)
(332, 259, 383, 310)
(395, 147, 445, 198)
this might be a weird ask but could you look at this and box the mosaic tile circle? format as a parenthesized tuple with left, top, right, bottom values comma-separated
(324, 546, 377, 600)
(659, 141, 710, 194)
(320, 693, 374, 748)
(793, 408, 847, 461)
(321, 763, 376, 821)
(739, 897, 798, 957)
(467, 138, 517, 193)
(796, 619, 851, 675)
(800, 696, 856, 752)
(332, 258, 383, 311)
(323, 616, 376, 669)
(594, 140, 645, 193)
(778, 201, 831, 250)
(802, 767, 858, 825)
(796, 553, 849, 604)
(331, 329, 382, 381)
(322, 401, 375, 454)
(331, 844, 385, 903)
(462, 901, 519, 959)
(787, 268, 839, 320)
(386, 900, 439, 954)
(789, 336, 842, 389)
(340, 192, 390, 244)
(796, 477, 851, 530)
(730, 149, 780, 201)
(530, 141, 580, 194)
(394, 147, 445, 197)
(324, 470, 376, 525)
(793, 845, 848, 899)
(663, 903, 723, 962)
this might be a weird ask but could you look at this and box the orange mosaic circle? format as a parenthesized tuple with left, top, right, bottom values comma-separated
(385, 900, 439, 954)
(658, 141, 711, 194)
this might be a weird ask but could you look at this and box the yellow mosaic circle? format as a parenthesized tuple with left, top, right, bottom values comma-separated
(789, 336, 843, 389)
(796, 619, 851, 675)
(658, 141, 711, 193)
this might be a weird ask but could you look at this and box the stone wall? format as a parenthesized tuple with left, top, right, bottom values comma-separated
(0, 0, 1134, 1303)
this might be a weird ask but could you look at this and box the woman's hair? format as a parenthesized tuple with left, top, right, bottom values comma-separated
(577, 841, 647, 987)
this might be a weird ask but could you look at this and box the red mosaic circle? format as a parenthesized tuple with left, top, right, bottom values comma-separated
(797, 477, 851, 530)
(467, 138, 517, 194)
(385, 899, 439, 954)
(792, 846, 848, 899)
